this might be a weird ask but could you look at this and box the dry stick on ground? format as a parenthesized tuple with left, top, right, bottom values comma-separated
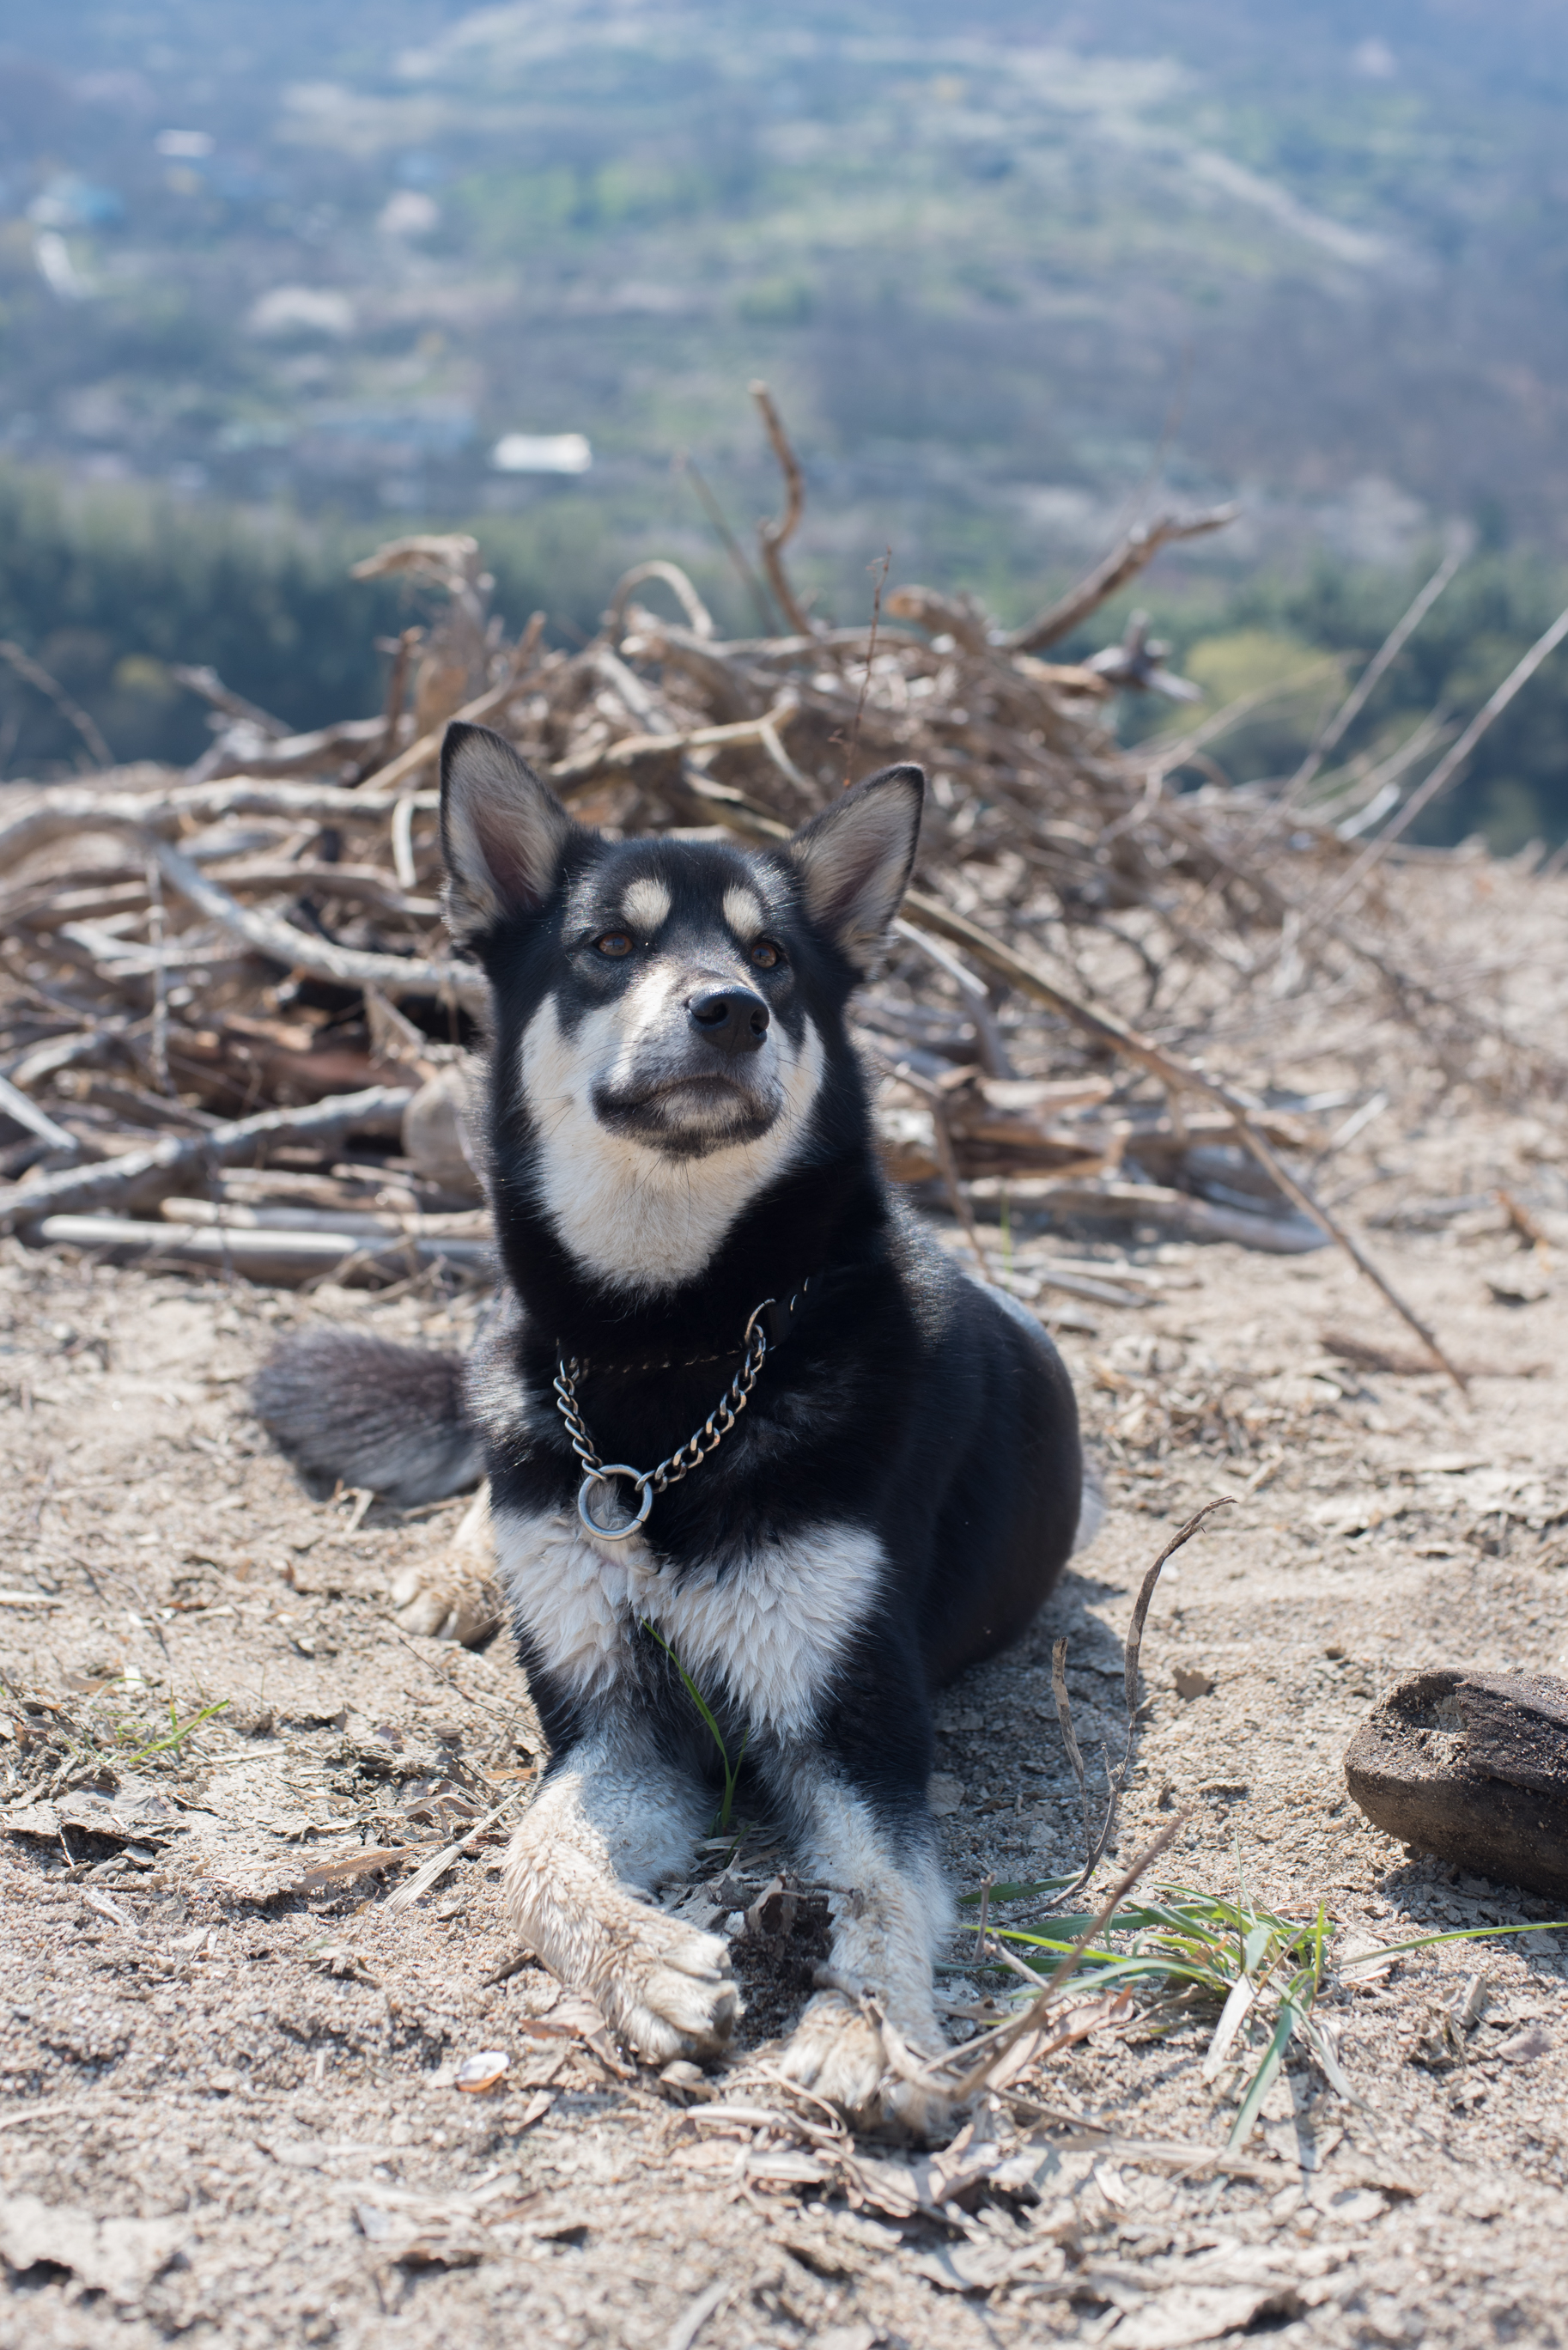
(917, 1816, 1188, 2101)
(0, 1083, 414, 1233)
(675, 451, 777, 636)
(384, 1792, 525, 1917)
(900, 888, 1468, 1389)
(1295, 597, 1568, 943)
(0, 776, 441, 868)
(892, 916, 1015, 1078)
(0, 639, 114, 770)
(842, 547, 892, 787)
(0, 812, 482, 1008)
(171, 664, 289, 739)
(548, 705, 807, 797)
(1051, 1638, 1096, 1872)
(748, 380, 817, 639)
(374, 626, 422, 768)
(1042, 1501, 1233, 1915)
(146, 836, 487, 1012)
(1140, 658, 1344, 793)
(355, 624, 545, 794)
(1002, 507, 1238, 656)
(1279, 539, 1466, 811)
(892, 1064, 990, 1282)
(0, 1070, 76, 1155)
(604, 558, 717, 643)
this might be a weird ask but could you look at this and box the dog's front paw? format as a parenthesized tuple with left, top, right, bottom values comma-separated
(779, 1991, 954, 2140)
(778, 1990, 888, 2127)
(602, 1916, 742, 2066)
(390, 1558, 502, 1647)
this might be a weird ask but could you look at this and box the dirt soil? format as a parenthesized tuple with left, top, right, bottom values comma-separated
(3, 1096, 1566, 2350)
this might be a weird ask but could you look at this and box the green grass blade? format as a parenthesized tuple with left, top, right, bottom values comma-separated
(1227, 1970, 1312, 2150)
(641, 1619, 746, 1829)
(126, 1698, 228, 1762)
(1203, 1972, 1256, 2080)
(1337, 1919, 1568, 1968)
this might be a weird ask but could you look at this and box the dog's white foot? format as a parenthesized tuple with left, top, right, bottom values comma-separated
(390, 1483, 500, 1647)
(778, 1989, 889, 2126)
(779, 1989, 954, 2139)
(390, 1556, 501, 1646)
(599, 1911, 743, 2065)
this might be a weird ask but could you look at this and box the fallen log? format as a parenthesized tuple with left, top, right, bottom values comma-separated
(0, 777, 441, 869)
(157, 1196, 489, 1237)
(0, 1085, 415, 1233)
(900, 889, 1468, 1385)
(33, 1214, 492, 1284)
(992, 1178, 1329, 1253)
(145, 838, 487, 1012)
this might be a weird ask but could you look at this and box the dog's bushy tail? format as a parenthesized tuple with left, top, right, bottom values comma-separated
(252, 1330, 482, 1507)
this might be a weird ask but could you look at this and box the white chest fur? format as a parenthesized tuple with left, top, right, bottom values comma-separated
(492, 1504, 884, 1740)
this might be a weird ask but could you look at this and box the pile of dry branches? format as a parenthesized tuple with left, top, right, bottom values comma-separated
(3, 390, 1563, 1375)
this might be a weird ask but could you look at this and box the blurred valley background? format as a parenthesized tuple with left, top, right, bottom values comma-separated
(2, 0, 1566, 846)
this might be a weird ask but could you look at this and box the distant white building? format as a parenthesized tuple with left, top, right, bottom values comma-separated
(490, 433, 593, 476)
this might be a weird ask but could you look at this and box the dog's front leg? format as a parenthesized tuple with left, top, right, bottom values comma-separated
(503, 1719, 741, 2065)
(769, 1759, 953, 2135)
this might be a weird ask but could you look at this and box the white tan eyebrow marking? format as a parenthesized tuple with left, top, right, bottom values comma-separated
(722, 885, 764, 937)
(621, 877, 672, 931)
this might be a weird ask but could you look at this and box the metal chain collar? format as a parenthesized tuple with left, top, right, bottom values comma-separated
(553, 1297, 776, 1550)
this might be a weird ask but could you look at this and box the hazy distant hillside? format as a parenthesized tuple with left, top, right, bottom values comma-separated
(3, 0, 1567, 601)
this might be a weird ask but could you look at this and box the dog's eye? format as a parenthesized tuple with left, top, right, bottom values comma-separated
(594, 931, 634, 959)
(750, 940, 781, 971)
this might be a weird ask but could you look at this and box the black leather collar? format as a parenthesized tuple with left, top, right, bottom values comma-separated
(572, 1272, 825, 1381)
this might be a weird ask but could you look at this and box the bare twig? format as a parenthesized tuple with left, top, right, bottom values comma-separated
(0, 803, 480, 1008)
(749, 380, 817, 639)
(900, 889, 1468, 1387)
(384, 1792, 524, 1916)
(145, 837, 487, 1012)
(0, 640, 113, 769)
(144, 855, 171, 1093)
(892, 918, 1015, 1078)
(374, 627, 422, 768)
(605, 560, 716, 643)
(0, 776, 440, 869)
(1003, 507, 1237, 655)
(1283, 539, 1465, 805)
(356, 631, 543, 794)
(1052, 1637, 1094, 1868)
(843, 547, 891, 787)
(1301, 598, 1568, 934)
(548, 705, 805, 797)
(0, 1070, 77, 1155)
(171, 664, 289, 740)
(0, 1085, 414, 1233)
(893, 1061, 991, 1280)
(920, 1817, 1187, 2097)
(1140, 657, 1342, 788)
(972, 1872, 995, 1960)
(1038, 1501, 1231, 1913)
(676, 452, 777, 635)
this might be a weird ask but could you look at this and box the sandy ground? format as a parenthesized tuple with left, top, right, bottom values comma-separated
(3, 1099, 1566, 2350)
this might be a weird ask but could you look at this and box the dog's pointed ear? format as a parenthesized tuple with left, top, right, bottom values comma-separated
(441, 722, 574, 941)
(787, 764, 924, 968)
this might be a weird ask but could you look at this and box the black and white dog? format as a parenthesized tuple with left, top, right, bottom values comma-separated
(257, 722, 1091, 2128)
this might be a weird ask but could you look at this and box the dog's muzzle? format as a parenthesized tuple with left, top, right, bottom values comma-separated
(686, 985, 770, 1057)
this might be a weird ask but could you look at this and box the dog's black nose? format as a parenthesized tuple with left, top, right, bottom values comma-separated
(687, 986, 770, 1055)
